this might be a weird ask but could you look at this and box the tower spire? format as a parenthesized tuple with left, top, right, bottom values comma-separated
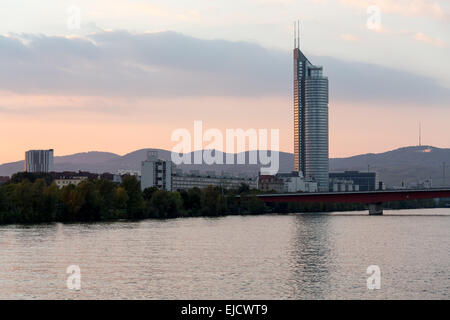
(294, 21, 296, 48)
(297, 20, 300, 48)
(419, 122, 422, 146)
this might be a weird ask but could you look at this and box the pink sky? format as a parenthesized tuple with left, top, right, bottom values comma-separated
(1, 92, 449, 164)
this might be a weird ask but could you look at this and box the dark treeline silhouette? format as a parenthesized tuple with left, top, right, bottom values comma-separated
(0, 173, 442, 225)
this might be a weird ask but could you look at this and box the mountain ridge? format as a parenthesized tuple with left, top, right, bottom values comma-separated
(1, 146, 449, 187)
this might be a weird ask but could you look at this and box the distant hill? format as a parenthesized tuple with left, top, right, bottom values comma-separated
(1, 146, 449, 187)
(330, 146, 450, 187)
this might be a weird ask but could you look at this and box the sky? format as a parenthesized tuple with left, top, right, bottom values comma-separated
(0, 0, 449, 164)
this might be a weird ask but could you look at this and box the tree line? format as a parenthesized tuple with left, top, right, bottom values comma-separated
(0, 173, 442, 225)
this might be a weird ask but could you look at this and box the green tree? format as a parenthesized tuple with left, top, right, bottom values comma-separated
(114, 187, 129, 210)
(237, 183, 250, 194)
(241, 194, 267, 214)
(10, 172, 53, 185)
(76, 181, 102, 221)
(121, 176, 144, 218)
(181, 187, 203, 216)
(60, 184, 85, 221)
(202, 186, 226, 216)
(11, 179, 35, 222)
(142, 187, 158, 201)
(95, 179, 116, 218)
(42, 182, 60, 221)
(149, 190, 183, 218)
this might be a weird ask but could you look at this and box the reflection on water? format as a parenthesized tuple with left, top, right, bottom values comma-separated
(0, 208, 449, 299)
(289, 215, 334, 299)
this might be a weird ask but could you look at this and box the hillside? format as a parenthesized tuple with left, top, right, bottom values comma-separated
(1, 146, 449, 187)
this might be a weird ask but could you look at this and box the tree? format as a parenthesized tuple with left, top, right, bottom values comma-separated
(142, 186, 158, 201)
(114, 187, 129, 210)
(60, 184, 84, 221)
(10, 172, 53, 185)
(73, 181, 102, 221)
(202, 186, 226, 216)
(95, 179, 116, 218)
(241, 195, 267, 214)
(42, 182, 60, 221)
(237, 183, 250, 194)
(11, 179, 34, 222)
(149, 190, 183, 218)
(181, 187, 203, 216)
(121, 176, 144, 218)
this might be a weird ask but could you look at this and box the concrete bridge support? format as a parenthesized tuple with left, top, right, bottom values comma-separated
(369, 203, 383, 215)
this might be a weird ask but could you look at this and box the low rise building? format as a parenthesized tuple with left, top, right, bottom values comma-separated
(172, 173, 256, 191)
(257, 175, 284, 193)
(54, 176, 88, 189)
(51, 171, 114, 181)
(329, 178, 359, 192)
(276, 172, 318, 193)
(117, 169, 141, 177)
(329, 171, 378, 191)
(417, 179, 433, 189)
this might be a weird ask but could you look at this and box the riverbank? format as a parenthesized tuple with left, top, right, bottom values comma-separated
(0, 173, 444, 225)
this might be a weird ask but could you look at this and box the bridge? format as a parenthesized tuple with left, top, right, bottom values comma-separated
(254, 189, 450, 215)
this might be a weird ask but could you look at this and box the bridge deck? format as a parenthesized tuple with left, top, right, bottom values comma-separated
(254, 189, 450, 204)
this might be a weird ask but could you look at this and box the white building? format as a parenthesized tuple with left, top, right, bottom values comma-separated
(417, 179, 432, 189)
(141, 150, 172, 191)
(173, 173, 257, 191)
(54, 176, 88, 189)
(276, 172, 318, 193)
(25, 149, 54, 173)
(330, 179, 359, 192)
(117, 169, 141, 177)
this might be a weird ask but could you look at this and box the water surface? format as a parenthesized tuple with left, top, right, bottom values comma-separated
(0, 208, 449, 299)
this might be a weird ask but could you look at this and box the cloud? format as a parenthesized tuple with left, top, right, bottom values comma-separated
(313, 55, 450, 106)
(0, 31, 289, 97)
(340, 33, 360, 42)
(0, 30, 448, 108)
(340, 0, 450, 22)
(414, 32, 446, 47)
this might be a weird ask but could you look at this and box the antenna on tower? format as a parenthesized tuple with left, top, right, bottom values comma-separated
(419, 122, 422, 147)
(297, 20, 300, 48)
(294, 22, 296, 48)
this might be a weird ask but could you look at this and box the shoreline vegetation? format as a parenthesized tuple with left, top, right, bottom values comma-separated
(0, 172, 445, 225)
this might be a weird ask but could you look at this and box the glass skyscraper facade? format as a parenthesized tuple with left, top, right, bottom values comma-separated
(293, 32, 329, 191)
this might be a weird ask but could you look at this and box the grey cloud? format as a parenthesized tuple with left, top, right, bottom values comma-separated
(313, 56, 450, 106)
(0, 30, 448, 106)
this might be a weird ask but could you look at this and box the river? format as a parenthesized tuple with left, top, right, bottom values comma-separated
(0, 208, 449, 299)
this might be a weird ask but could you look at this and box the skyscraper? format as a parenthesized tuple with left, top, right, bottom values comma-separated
(25, 149, 54, 173)
(293, 22, 329, 191)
